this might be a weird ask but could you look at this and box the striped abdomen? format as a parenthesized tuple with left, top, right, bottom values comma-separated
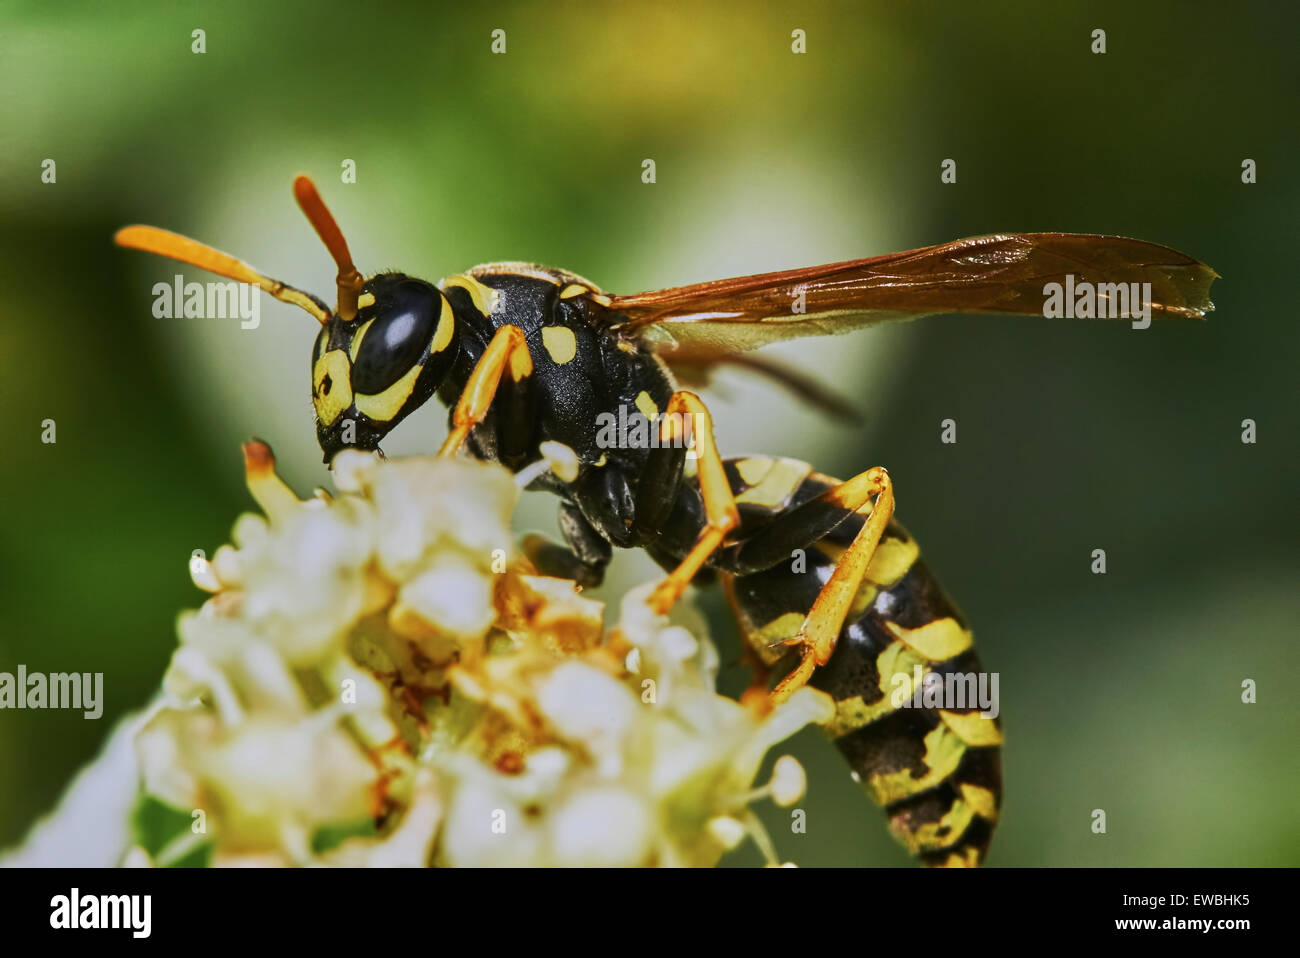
(718, 456, 1003, 867)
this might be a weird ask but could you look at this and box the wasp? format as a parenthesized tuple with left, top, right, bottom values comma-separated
(116, 176, 1216, 866)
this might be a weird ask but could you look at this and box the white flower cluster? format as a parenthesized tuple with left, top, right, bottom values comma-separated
(132, 444, 833, 867)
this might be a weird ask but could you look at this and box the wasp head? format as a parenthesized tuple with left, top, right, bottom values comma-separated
(312, 273, 459, 463)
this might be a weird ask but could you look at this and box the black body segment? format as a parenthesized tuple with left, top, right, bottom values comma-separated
(439, 269, 677, 490)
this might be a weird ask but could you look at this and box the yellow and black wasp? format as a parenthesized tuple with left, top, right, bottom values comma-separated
(115, 176, 1216, 866)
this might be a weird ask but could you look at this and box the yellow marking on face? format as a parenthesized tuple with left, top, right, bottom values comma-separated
(734, 457, 771, 486)
(959, 783, 999, 821)
(886, 617, 973, 662)
(355, 363, 422, 423)
(865, 722, 965, 804)
(559, 283, 587, 299)
(939, 709, 1004, 747)
(312, 349, 354, 426)
(865, 534, 920, 587)
(542, 325, 578, 364)
(634, 390, 658, 420)
(441, 273, 499, 317)
(593, 453, 607, 467)
(431, 296, 455, 353)
(357, 292, 376, 309)
(349, 317, 375, 362)
(892, 799, 976, 854)
(735, 458, 812, 507)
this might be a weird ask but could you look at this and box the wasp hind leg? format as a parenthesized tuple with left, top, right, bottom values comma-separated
(646, 392, 739, 615)
(438, 324, 533, 458)
(767, 466, 895, 702)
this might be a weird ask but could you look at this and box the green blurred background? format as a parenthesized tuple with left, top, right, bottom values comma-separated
(1, 0, 1295, 865)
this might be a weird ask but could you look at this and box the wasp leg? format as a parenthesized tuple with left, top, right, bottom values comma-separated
(438, 324, 533, 457)
(630, 427, 687, 542)
(646, 392, 739, 615)
(770, 466, 894, 702)
(721, 466, 887, 575)
(522, 502, 612, 589)
(719, 573, 783, 712)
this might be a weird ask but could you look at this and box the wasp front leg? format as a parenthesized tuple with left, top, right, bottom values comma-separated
(439, 325, 533, 458)
(646, 392, 738, 615)
(522, 502, 613, 589)
(759, 466, 895, 702)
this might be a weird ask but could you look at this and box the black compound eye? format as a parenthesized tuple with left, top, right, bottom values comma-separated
(350, 280, 439, 394)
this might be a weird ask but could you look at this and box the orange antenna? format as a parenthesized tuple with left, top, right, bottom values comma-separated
(293, 175, 364, 322)
(113, 225, 330, 324)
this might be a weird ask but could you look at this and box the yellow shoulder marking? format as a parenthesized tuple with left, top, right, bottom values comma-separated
(441, 273, 499, 317)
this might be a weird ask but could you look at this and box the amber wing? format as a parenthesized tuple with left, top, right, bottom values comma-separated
(601, 233, 1217, 353)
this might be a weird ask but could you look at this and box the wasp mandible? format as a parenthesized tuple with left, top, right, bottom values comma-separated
(116, 176, 1216, 865)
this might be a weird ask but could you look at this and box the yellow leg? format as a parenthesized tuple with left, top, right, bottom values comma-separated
(772, 466, 894, 702)
(647, 392, 739, 615)
(438, 325, 533, 457)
